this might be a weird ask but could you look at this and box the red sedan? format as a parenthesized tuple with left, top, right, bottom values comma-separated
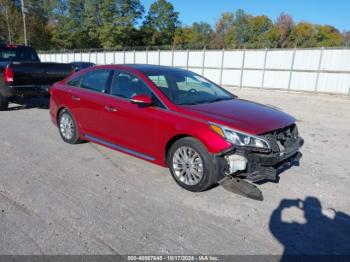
(49, 64, 303, 192)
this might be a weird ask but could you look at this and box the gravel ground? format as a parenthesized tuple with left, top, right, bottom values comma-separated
(0, 88, 349, 256)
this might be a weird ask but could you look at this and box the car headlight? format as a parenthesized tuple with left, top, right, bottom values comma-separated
(210, 123, 270, 150)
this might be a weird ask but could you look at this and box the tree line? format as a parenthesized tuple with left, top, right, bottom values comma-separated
(0, 0, 349, 51)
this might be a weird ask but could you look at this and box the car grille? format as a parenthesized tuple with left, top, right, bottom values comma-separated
(261, 124, 299, 153)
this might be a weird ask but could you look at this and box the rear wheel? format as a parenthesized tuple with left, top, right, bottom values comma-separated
(58, 109, 81, 144)
(0, 94, 9, 111)
(168, 137, 219, 192)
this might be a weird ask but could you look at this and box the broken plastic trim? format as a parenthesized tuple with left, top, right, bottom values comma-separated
(218, 176, 263, 201)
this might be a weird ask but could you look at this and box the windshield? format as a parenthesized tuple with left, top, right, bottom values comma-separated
(0, 46, 40, 62)
(143, 69, 234, 105)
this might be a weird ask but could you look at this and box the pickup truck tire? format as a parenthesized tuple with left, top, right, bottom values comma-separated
(58, 109, 81, 144)
(0, 94, 9, 111)
(167, 137, 218, 192)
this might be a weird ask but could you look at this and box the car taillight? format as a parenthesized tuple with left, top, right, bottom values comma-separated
(4, 65, 14, 84)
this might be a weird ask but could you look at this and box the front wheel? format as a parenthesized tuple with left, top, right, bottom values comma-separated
(58, 109, 81, 144)
(168, 137, 219, 192)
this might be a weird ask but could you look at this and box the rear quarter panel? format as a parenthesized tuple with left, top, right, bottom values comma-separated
(49, 82, 72, 126)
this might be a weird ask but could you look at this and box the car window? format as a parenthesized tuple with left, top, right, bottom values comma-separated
(147, 75, 171, 97)
(0, 47, 40, 62)
(176, 75, 216, 95)
(144, 70, 233, 105)
(67, 76, 82, 87)
(148, 75, 168, 89)
(81, 70, 111, 93)
(111, 72, 152, 99)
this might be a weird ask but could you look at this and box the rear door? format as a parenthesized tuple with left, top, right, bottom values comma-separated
(68, 69, 114, 138)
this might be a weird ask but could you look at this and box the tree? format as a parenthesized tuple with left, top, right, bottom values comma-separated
(190, 22, 214, 48)
(288, 22, 317, 47)
(214, 11, 273, 49)
(246, 15, 273, 48)
(173, 22, 214, 48)
(264, 26, 280, 48)
(275, 13, 294, 47)
(315, 25, 343, 47)
(142, 0, 180, 46)
(1, 2, 349, 50)
(24, 0, 53, 49)
(0, 0, 22, 44)
(97, 0, 144, 48)
(45, 0, 144, 49)
(0, 0, 14, 43)
(42, 0, 72, 49)
(173, 26, 193, 47)
(0, 0, 51, 48)
(214, 12, 235, 48)
(232, 9, 252, 48)
(44, 0, 90, 49)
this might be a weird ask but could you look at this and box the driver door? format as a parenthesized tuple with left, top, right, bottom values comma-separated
(101, 70, 166, 160)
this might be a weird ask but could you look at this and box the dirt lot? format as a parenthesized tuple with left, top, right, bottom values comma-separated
(0, 88, 349, 256)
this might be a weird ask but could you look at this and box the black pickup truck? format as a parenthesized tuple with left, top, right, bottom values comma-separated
(0, 44, 73, 110)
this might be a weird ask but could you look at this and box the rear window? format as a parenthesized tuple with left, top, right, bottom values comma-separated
(0, 46, 40, 62)
(67, 76, 82, 87)
(80, 70, 112, 93)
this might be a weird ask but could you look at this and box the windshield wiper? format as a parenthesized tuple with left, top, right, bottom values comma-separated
(177, 97, 233, 105)
(202, 97, 234, 103)
(177, 101, 202, 105)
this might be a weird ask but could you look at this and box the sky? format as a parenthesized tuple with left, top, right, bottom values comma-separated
(141, 0, 350, 32)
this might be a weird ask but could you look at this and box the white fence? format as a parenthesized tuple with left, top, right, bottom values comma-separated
(39, 47, 350, 95)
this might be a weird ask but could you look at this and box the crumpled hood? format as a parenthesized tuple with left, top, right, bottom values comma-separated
(181, 98, 296, 135)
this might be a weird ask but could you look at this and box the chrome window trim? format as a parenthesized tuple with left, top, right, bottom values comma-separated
(65, 68, 170, 111)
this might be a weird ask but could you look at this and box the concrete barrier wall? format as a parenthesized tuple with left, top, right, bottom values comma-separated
(39, 47, 350, 95)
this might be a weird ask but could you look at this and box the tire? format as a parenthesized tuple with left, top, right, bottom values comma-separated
(58, 109, 81, 144)
(0, 94, 9, 111)
(167, 137, 219, 192)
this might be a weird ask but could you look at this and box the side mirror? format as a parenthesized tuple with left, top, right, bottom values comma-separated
(130, 94, 153, 106)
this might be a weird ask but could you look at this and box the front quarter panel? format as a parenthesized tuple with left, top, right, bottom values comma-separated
(154, 109, 232, 166)
(174, 116, 231, 153)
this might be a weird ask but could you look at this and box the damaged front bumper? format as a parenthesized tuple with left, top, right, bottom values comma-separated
(217, 137, 304, 183)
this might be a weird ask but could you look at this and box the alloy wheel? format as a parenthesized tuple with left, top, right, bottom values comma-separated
(59, 113, 75, 140)
(172, 146, 204, 186)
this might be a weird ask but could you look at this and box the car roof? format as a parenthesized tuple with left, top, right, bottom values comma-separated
(121, 64, 187, 73)
(74, 64, 189, 77)
(70, 61, 95, 65)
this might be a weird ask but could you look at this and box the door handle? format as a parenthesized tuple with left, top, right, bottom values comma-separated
(71, 95, 81, 101)
(105, 105, 117, 112)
